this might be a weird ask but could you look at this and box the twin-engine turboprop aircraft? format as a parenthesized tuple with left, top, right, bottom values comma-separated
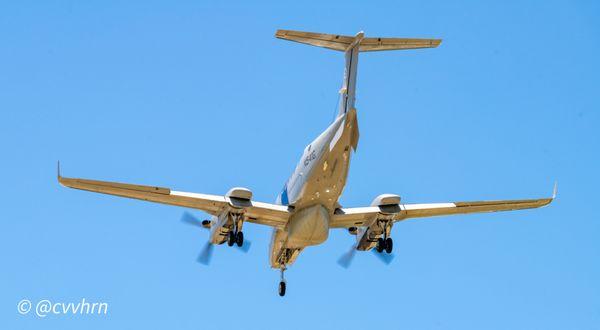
(59, 29, 555, 297)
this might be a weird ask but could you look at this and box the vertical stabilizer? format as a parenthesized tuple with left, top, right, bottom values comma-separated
(338, 32, 363, 116)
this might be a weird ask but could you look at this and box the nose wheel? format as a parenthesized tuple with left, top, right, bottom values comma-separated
(278, 281, 286, 297)
(278, 267, 287, 297)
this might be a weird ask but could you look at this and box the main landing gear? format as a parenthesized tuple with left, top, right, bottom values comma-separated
(376, 236, 393, 254)
(227, 214, 244, 247)
(278, 267, 287, 297)
(227, 230, 244, 247)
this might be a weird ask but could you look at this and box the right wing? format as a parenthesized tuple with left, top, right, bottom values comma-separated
(401, 197, 554, 219)
(331, 186, 556, 228)
(58, 167, 291, 229)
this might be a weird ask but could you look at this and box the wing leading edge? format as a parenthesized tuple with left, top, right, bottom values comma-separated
(331, 185, 556, 228)
(57, 165, 291, 228)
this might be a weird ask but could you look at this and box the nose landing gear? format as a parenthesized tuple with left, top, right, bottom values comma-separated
(278, 266, 287, 297)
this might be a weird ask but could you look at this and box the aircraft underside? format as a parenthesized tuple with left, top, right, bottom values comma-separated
(270, 204, 330, 267)
(57, 29, 555, 298)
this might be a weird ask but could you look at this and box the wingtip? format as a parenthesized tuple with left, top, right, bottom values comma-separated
(540, 181, 558, 207)
(57, 161, 66, 186)
(274, 29, 286, 38)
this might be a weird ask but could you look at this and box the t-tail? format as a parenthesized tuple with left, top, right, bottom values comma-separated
(275, 30, 441, 117)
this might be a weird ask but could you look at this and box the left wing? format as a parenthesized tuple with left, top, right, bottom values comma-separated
(331, 186, 556, 228)
(58, 166, 291, 229)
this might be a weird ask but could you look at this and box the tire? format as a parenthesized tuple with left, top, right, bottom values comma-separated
(278, 281, 286, 296)
(385, 237, 393, 254)
(376, 238, 385, 253)
(227, 231, 235, 247)
(236, 231, 244, 247)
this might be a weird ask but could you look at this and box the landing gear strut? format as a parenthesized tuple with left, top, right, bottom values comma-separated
(278, 266, 287, 297)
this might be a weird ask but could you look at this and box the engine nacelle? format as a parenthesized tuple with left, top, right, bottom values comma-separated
(206, 188, 253, 245)
(370, 193, 401, 215)
(209, 213, 229, 244)
(370, 194, 401, 206)
(355, 226, 378, 251)
(226, 187, 253, 208)
(226, 187, 253, 200)
(350, 194, 402, 251)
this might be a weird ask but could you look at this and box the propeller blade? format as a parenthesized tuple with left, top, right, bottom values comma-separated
(372, 249, 395, 265)
(235, 239, 252, 253)
(181, 211, 204, 228)
(197, 242, 214, 265)
(337, 245, 358, 269)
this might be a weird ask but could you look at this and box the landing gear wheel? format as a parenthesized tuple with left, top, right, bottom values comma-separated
(385, 237, 393, 254)
(376, 237, 386, 253)
(227, 231, 236, 247)
(278, 281, 286, 297)
(236, 231, 244, 247)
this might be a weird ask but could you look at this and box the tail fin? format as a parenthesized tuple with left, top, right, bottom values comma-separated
(275, 30, 441, 116)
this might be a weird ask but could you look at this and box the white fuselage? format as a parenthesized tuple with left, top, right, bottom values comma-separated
(269, 109, 359, 268)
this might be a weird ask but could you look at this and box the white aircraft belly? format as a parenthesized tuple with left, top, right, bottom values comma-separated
(286, 204, 330, 247)
(268, 204, 330, 268)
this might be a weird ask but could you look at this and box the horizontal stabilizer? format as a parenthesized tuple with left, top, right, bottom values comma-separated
(275, 29, 441, 52)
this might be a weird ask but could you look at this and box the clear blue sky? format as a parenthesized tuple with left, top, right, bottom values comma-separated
(2, 1, 599, 329)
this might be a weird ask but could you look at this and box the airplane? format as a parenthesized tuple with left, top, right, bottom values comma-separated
(58, 29, 556, 297)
